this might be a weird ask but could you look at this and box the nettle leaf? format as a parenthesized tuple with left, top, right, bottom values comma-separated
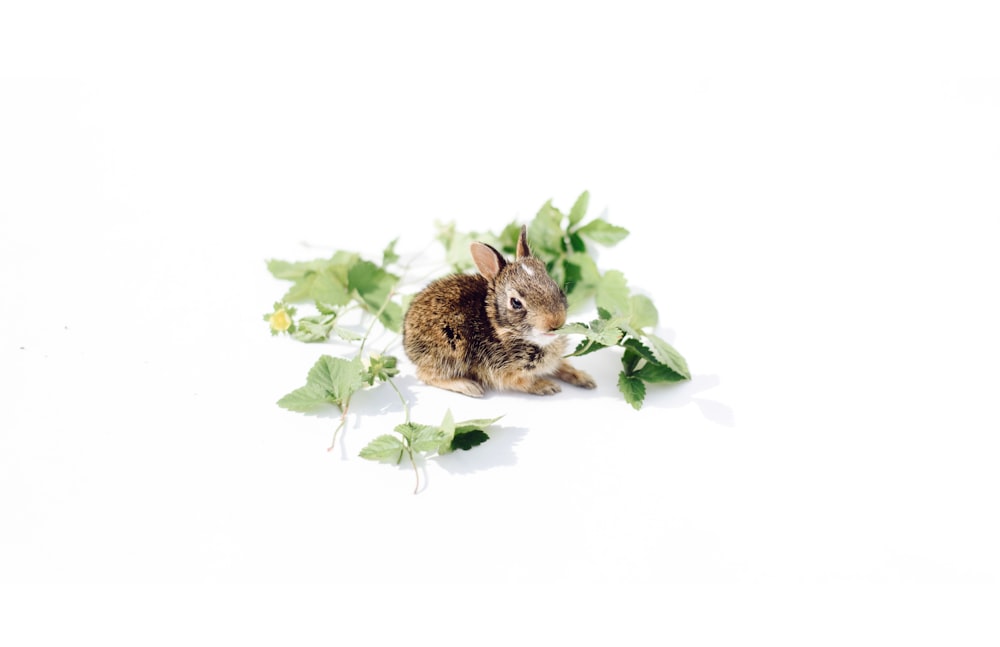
(529, 201, 566, 256)
(283, 268, 352, 306)
(451, 429, 490, 451)
(278, 354, 366, 413)
(347, 261, 403, 332)
(645, 333, 692, 380)
(622, 337, 689, 383)
(359, 434, 406, 462)
(276, 382, 332, 413)
(292, 315, 336, 343)
(439, 412, 502, 455)
(563, 251, 601, 309)
(596, 270, 632, 316)
(310, 355, 366, 405)
(618, 373, 646, 410)
(436, 409, 457, 454)
(404, 423, 448, 454)
(576, 218, 630, 247)
(559, 311, 626, 357)
(266, 258, 329, 281)
(382, 238, 400, 267)
(567, 190, 590, 228)
(629, 294, 659, 331)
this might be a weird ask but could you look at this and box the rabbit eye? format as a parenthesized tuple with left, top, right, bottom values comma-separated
(509, 297, 523, 310)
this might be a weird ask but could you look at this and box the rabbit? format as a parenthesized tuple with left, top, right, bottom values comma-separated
(403, 225, 597, 397)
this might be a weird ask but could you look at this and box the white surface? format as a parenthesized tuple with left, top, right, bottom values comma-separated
(2, 2, 998, 645)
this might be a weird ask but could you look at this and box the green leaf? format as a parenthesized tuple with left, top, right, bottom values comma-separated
(266, 258, 329, 281)
(645, 333, 692, 380)
(576, 219, 630, 247)
(618, 373, 646, 410)
(291, 315, 335, 343)
(451, 429, 490, 451)
(635, 362, 688, 383)
(454, 415, 503, 433)
(359, 434, 406, 462)
(567, 338, 609, 358)
(398, 422, 447, 454)
(283, 268, 352, 306)
(436, 409, 457, 454)
(595, 270, 631, 316)
(621, 337, 690, 383)
(567, 191, 590, 228)
(276, 382, 332, 413)
(347, 261, 402, 332)
(333, 326, 363, 342)
(563, 251, 601, 309)
(365, 353, 399, 385)
(279, 354, 366, 412)
(629, 294, 659, 331)
(382, 238, 400, 267)
(528, 200, 566, 256)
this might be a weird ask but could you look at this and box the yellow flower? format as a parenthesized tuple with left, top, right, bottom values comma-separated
(264, 302, 297, 335)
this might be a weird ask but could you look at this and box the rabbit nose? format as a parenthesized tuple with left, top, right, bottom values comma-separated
(547, 314, 565, 331)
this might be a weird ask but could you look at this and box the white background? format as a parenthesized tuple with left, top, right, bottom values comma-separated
(2, 1, 998, 645)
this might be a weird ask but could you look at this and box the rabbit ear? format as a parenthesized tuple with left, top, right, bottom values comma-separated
(470, 242, 506, 280)
(516, 225, 532, 259)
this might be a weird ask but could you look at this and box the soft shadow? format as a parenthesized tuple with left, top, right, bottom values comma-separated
(640, 373, 735, 427)
(433, 425, 529, 474)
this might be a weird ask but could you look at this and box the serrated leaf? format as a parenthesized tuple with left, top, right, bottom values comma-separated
(276, 382, 332, 413)
(618, 373, 646, 410)
(333, 326, 363, 342)
(348, 261, 402, 331)
(575, 218, 629, 247)
(315, 301, 338, 316)
(451, 429, 490, 451)
(291, 315, 335, 343)
(567, 191, 590, 228)
(359, 434, 406, 461)
(382, 238, 400, 267)
(436, 409, 457, 454)
(563, 251, 601, 308)
(528, 201, 566, 257)
(266, 258, 329, 281)
(566, 338, 609, 358)
(403, 423, 448, 454)
(635, 362, 688, 383)
(283, 268, 352, 306)
(629, 294, 659, 331)
(306, 355, 366, 408)
(645, 333, 692, 380)
(596, 270, 631, 316)
(454, 415, 503, 432)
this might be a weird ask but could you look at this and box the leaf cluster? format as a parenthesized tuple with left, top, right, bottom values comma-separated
(437, 191, 691, 408)
(359, 410, 501, 493)
(277, 353, 399, 414)
(265, 240, 403, 337)
(436, 191, 629, 311)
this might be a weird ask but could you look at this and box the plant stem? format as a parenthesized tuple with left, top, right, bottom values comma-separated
(407, 447, 419, 495)
(386, 377, 410, 424)
(327, 397, 351, 452)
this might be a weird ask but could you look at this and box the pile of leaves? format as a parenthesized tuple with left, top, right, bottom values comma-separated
(264, 191, 690, 492)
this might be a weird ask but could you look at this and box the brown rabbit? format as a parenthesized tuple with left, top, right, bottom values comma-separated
(403, 226, 597, 397)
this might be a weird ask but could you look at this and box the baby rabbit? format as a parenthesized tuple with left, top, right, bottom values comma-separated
(403, 225, 596, 397)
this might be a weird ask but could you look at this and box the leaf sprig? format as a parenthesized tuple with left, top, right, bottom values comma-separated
(359, 410, 501, 494)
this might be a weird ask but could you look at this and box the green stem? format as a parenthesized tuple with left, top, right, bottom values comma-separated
(386, 376, 410, 424)
(407, 447, 419, 495)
